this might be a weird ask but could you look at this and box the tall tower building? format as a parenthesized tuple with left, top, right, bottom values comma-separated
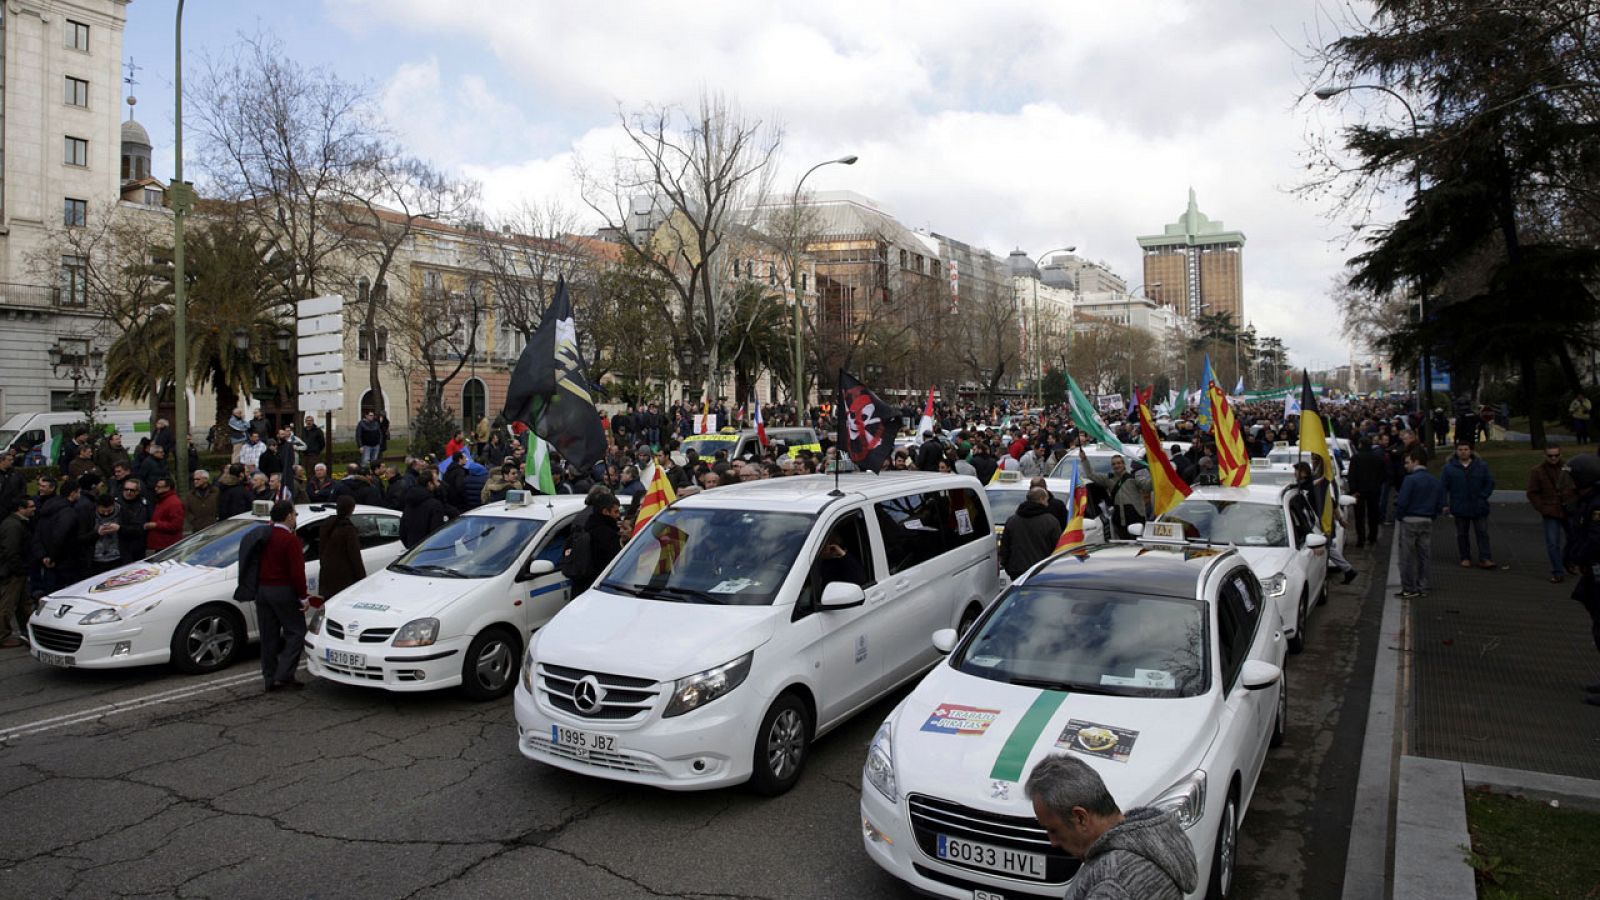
(1136, 188, 1245, 324)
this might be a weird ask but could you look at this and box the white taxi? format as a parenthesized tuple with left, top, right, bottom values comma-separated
(984, 472, 1105, 547)
(28, 504, 404, 674)
(860, 541, 1285, 900)
(1146, 486, 1328, 654)
(306, 493, 586, 700)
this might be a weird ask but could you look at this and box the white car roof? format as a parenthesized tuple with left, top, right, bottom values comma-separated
(1183, 484, 1293, 504)
(675, 472, 984, 514)
(226, 502, 398, 525)
(464, 495, 589, 519)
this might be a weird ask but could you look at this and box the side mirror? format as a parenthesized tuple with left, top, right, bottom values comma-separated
(932, 628, 958, 654)
(516, 559, 556, 582)
(1338, 494, 1357, 508)
(819, 582, 866, 610)
(1304, 533, 1328, 549)
(1127, 522, 1145, 537)
(1240, 660, 1282, 691)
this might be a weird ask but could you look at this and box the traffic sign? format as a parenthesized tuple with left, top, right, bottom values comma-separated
(300, 391, 344, 412)
(299, 353, 342, 374)
(299, 372, 342, 394)
(297, 295, 342, 317)
(297, 314, 342, 337)
(296, 333, 341, 357)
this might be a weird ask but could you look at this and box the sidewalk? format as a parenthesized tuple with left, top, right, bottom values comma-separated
(1409, 502, 1600, 780)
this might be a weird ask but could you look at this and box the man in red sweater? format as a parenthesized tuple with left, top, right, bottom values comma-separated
(257, 500, 309, 691)
(144, 477, 185, 552)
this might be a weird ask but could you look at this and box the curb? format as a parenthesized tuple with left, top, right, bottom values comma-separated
(1461, 762, 1600, 814)
(1394, 756, 1476, 900)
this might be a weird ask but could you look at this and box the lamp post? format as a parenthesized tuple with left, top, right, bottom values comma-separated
(170, 0, 192, 496)
(1315, 82, 1432, 444)
(49, 338, 105, 416)
(1020, 247, 1075, 407)
(788, 154, 857, 411)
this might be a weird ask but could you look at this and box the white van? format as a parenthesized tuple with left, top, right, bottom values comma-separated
(0, 410, 153, 466)
(307, 493, 588, 700)
(512, 472, 1002, 795)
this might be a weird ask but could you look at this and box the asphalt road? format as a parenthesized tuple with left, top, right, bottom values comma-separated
(0, 547, 1384, 900)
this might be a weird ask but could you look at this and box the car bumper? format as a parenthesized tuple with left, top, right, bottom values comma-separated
(304, 632, 467, 691)
(26, 618, 168, 669)
(511, 682, 753, 790)
(859, 782, 1066, 899)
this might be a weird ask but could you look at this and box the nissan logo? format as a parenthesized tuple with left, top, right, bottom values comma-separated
(572, 675, 605, 715)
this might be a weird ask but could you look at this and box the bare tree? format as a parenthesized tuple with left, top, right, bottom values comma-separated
(579, 92, 781, 403)
(475, 201, 588, 337)
(953, 286, 1022, 407)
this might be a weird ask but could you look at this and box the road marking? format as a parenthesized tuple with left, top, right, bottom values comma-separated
(0, 668, 277, 743)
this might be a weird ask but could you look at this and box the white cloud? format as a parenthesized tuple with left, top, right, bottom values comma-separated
(346, 0, 1380, 366)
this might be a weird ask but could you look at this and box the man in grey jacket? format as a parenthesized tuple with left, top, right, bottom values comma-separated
(1026, 753, 1198, 900)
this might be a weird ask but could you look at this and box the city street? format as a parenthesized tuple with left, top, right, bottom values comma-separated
(0, 545, 1383, 900)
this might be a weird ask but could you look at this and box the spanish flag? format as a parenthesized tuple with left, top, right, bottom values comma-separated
(1298, 371, 1336, 532)
(1053, 484, 1090, 555)
(1139, 403, 1192, 518)
(1207, 384, 1251, 487)
(633, 463, 677, 535)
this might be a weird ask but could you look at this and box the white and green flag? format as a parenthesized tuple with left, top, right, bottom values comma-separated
(1066, 373, 1126, 454)
(525, 432, 556, 495)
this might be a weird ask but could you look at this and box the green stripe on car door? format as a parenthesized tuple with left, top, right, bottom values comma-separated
(989, 691, 1069, 782)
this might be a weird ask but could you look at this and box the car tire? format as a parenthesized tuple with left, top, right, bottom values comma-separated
(170, 605, 246, 674)
(1206, 789, 1240, 900)
(1287, 592, 1308, 655)
(1270, 673, 1288, 749)
(749, 692, 811, 796)
(957, 603, 982, 636)
(459, 626, 520, 701)
(1317, 579, 1329, 607)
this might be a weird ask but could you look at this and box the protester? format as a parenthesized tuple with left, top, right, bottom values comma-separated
(301, 415, 326, 460)
(399, 471, 451, 549)
(1561, 454, 1600, 706)
(185, 469, 219, 533)
(0, 498, 35, 647)
(1000, 487, 1064, 579)
(1394, 447, 1444, 599)
(1025, 754, 1198, 900)
(316, 495, 366, 599)
(1571, 394, 1592, 445)
(1440, 440, 1497, 569)
(1346, 436, 1387, 549)
(356, 411, 384, 466)
(144, 477, 184, 553)
(255, 500, 309, 691)
(1527, 445, 1577, 583)
(91, 494, 123, 574)
(237, 430, 267, 472)
(1081, 449, 1149, 539)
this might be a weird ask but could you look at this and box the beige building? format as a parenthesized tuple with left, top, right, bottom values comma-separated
(1136, 188, 1246, 324)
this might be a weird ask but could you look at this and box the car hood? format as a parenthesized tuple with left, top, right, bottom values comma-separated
(322, 569, 486, 627)
(534, 588, 776, 682)
(890, 663, 1219, 816)
(1233, 546, 1296, 578)
(48, 561, 222, 612)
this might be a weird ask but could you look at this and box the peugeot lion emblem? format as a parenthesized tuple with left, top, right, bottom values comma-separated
(54, 603, 72, 619)
(990, 780, 1011, 801)
(573, 675, 605, 714)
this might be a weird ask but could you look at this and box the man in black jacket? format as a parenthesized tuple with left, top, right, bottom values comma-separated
(300, 416, 326, 461)
(0, 452, 25, 516)
(1345, 437, 1388, 548)
(215, 464, 253, 520)
(0, 497, 35, 647)
(115, 478, 152, 564)
(399, 472, 451, 549)
(1000, 488, 1064, 579)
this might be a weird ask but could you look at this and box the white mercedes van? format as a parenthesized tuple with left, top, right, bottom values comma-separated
(513, 472, 1001, 795)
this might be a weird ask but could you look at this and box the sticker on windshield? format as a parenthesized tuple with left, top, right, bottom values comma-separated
(709, 577, 757, 594)
(1058, 719, 1140, 763)
(969, 655, 1003, 668)
(90, 567, 161, 592)
(350, 602, 390, 611)
(1243, 536, 1268, 545)
(921, 703, 1002, 736)
(955, 509, 974, 535)
(1100, 669, 1176, 690)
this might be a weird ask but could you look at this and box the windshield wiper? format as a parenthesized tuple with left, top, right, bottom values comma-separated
(598, 581, 645, 597)
(1004, 676, 1120, 695)
(408, 563, 469, 578)
(648, 585, 724, 605)
(389, 563, 422, 575)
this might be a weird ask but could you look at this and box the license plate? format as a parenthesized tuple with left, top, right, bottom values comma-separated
(974, 892, 1006, 900)
(550, 724, 616, 758)
(936, 834, 1047, 880)
(33, 648, 72, 667)
(324, 648, 366, 667)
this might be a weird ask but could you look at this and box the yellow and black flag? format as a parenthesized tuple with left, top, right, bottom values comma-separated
(1298, 370, 1335, 532)
(501, 276, 607, 472)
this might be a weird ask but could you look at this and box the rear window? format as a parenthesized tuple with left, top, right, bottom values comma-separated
(874, 488, 991, 574)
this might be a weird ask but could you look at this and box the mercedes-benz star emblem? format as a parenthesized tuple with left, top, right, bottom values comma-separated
(572, 675, 604, 715)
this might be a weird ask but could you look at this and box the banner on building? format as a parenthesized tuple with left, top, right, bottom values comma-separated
(948, 259, 960, 314)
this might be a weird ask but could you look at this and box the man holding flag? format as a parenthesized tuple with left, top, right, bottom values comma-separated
(1137, 401, 1193, 519)
(1065, 372, 1126, 455)
(1300, 371, 1359, 585)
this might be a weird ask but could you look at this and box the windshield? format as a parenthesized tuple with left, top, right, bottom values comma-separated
(955, 586, 1208, 698)
(984, 488, 1028, 526)
(1159, 498, 1288, 547)
(600, 507, 814, 606)
(1249, 469, 1298, 487)
(389, 514, 546, 579)
(148, 518, 265, 567)
(1051, 451, 1135, 480)
(681, 434, 739, 454)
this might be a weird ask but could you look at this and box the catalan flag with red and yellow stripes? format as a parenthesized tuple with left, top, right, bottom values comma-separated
(1138, 403, 1192, 518)
(633, 463, 677, 535)
(1207, 383, 1251, 487)
(1053, 483, 1091, 555)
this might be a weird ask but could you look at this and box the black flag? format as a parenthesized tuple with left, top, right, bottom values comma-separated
(500, 277, 607, 473)
(837, 370, 901, 473)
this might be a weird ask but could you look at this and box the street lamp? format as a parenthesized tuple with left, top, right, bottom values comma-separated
(1021, 246, 1075, 407)
(789, 154, 858, 410)
(171, 0, 192, 496)
(1315, 82, 1433, 443)
(49, 338, 104, 414)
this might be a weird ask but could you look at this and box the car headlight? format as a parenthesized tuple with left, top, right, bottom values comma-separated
(78, 608, 122, 626)
(520, 638, 538, 694)
(864, 719, 898, 802)
(662, 652, 753, 718)
(392, 618, 440, 648)
(1263, 573, 1288, 597)
(306, 608, 325, 635)
(1152, 769, 1207, 830)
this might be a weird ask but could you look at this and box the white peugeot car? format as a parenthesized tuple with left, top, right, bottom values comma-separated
(1146, 484, 1328, 654)
(860, 541, 1285, 900)
(28, 504, 404, 674)
(306, 494, 587, 700)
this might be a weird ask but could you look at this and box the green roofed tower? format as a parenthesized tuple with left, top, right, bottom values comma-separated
(1137, 188, 1246, 324)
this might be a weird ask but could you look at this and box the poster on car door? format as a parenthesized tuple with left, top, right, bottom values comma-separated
(1057, 719, 1139, 763)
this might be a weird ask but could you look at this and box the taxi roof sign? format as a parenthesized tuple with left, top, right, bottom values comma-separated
(1141, 521, 1187, 543)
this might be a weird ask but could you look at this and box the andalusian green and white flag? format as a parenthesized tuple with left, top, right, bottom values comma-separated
(1066, 372, 1126, 454)
(525, 432, 556, 495)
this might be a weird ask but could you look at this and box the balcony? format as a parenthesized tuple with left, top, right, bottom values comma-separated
(0, 282, 75, 309)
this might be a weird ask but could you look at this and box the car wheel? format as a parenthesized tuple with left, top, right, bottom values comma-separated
(1206, 790, 1239, 900)
(170, 606, 245, 674)
(1287, 592, 1308, 655)
(957, 603, 981, 636)
(459, 626, 519, 701)
(749, 692, 811, 796)
(1270, 673, 1288, 748)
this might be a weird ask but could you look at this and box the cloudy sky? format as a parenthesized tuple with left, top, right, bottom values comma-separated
(125, 0, 1395, 371)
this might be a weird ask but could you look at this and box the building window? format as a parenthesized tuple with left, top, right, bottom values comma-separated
(358, 325, 388, 362)
(50, 389, 95, 412)
(422, 270, 443, 295)
(59, 255, 88, 306)
(63, 198, 86, 226)
(66, 19, 89, 51)
(65, 76, 89, 108)
(142, 188, 162, 206)
(64, 136, 88, 167)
